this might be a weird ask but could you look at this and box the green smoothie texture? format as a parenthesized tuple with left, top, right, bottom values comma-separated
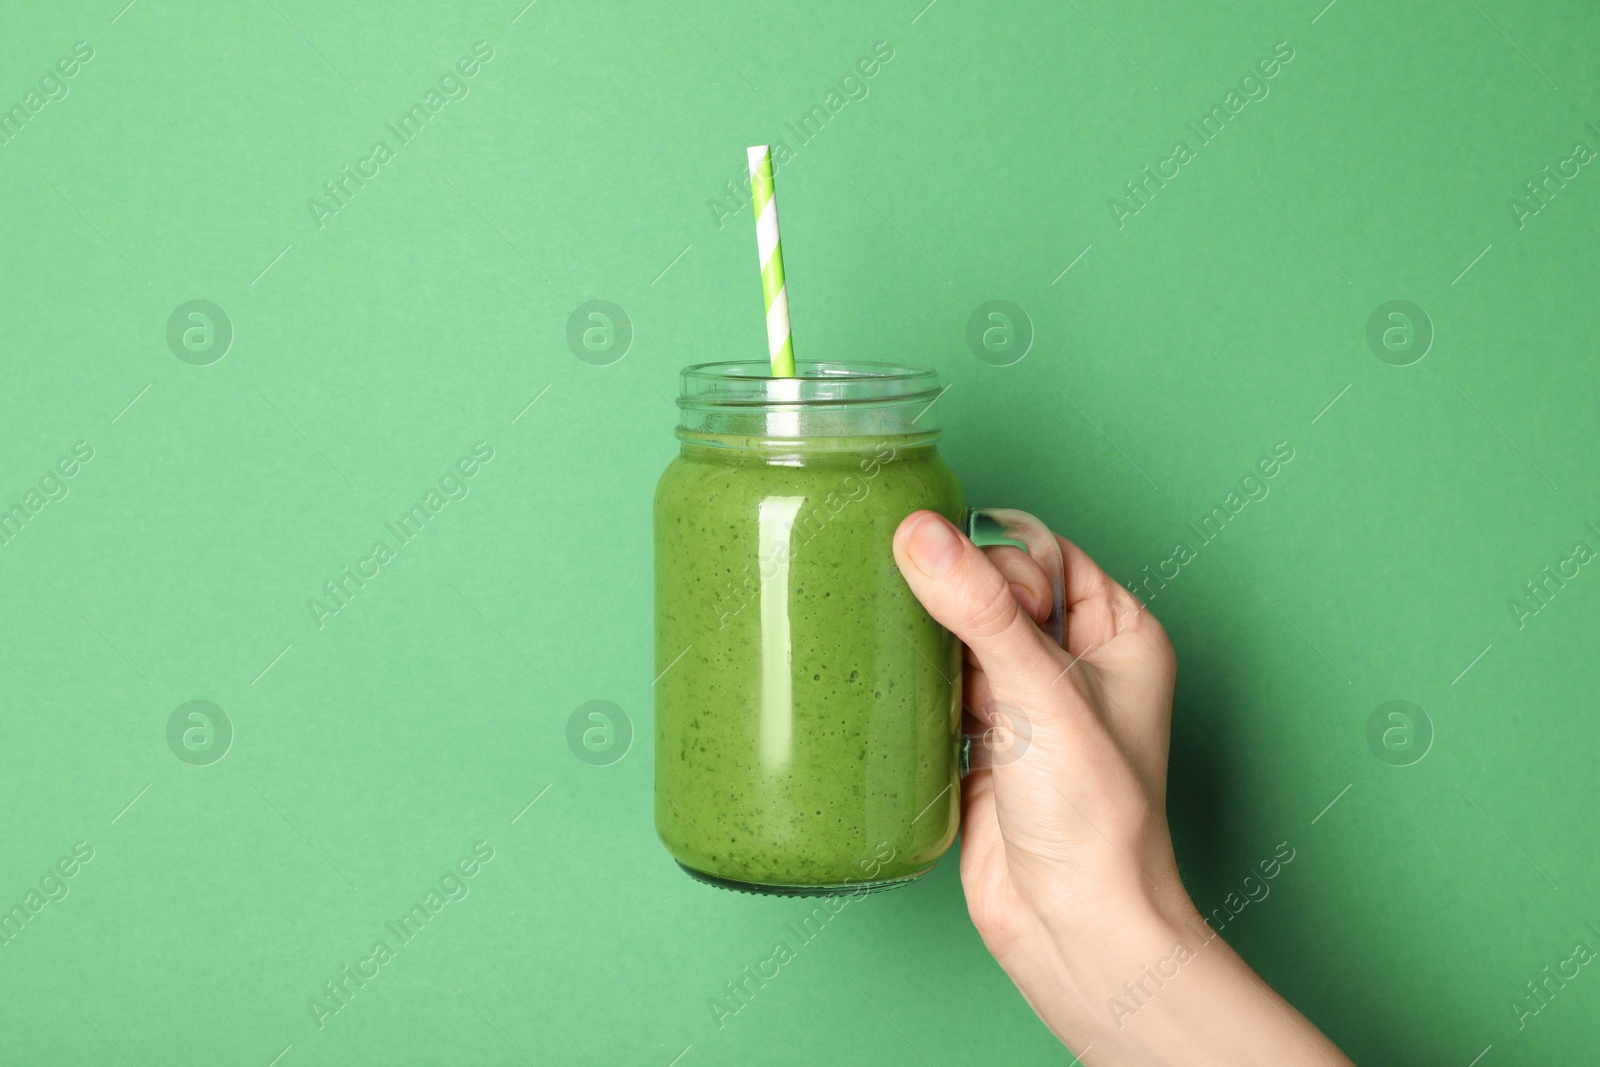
(654, 431, 964, 889)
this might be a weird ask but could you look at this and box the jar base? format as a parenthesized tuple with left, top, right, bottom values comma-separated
(675, 861, 935, 897)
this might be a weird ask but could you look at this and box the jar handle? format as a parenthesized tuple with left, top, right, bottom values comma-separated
(963, 508, 1065, 646)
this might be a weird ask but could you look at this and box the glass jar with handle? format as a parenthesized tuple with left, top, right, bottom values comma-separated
(654, 360, 1063, 895)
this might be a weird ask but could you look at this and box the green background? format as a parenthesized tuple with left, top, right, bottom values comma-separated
(1, 0, 1596, 1063)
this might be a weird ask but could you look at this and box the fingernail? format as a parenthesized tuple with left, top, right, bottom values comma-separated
(1009, 583, 1038, 618)
(906, 513, 962, 578)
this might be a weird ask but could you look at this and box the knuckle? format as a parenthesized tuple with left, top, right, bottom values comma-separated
(962, 572, 1023, 641)
(1143, 619, 1178, 677)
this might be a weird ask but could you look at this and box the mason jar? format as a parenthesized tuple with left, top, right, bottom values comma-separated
(653, 360, 1062, 895)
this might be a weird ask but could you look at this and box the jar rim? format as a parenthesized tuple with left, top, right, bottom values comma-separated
(678, 360, 941, 408)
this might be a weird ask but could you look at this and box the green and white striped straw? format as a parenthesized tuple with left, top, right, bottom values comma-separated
(747, 145, 795, 377)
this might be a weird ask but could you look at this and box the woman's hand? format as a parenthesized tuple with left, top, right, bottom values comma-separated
(893, 510, 1350, 1066)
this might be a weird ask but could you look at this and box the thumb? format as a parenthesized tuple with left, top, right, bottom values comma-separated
(892, 511, 1063, 687)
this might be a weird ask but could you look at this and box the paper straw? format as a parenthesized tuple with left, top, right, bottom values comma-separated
(748, 145, 795, 377)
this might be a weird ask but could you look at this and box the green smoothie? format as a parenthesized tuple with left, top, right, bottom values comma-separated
(653, 431, 965, 891)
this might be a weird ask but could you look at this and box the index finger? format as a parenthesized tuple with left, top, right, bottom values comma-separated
(1055, 533, 1151, 656)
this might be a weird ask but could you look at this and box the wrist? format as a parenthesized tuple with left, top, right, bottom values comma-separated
(994, 891, 1194, 1051)
(1002, 892, 1347, 1066)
